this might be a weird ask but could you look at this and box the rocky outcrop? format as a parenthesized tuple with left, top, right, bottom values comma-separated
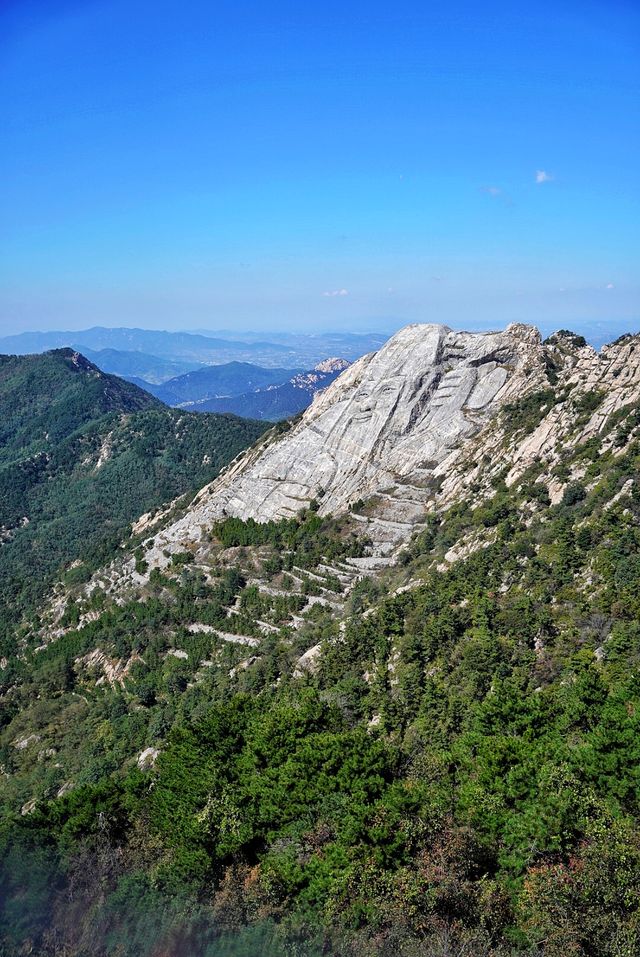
(286, 359, 351, 394)
(140, 323, 546, 561)
(313, 357, 351, 375)
(137, 747, 160, 770)
(74, 648, 144, 687)
(437, 331, 640, 510)
(35, 322, 640, 673)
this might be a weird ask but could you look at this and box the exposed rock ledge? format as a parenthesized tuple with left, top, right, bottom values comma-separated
(140, 322, 546, 563)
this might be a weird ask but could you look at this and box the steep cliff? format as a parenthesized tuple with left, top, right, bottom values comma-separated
(139, 323, 546, 561)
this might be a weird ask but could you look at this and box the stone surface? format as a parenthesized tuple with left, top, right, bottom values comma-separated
(438, 331, 640, 512)
(313, 357, 351, 374)
(74, 648, 143, 687)
(293, 642, 323, 678)
(137, 747, 160, 770)
(141, 322, 546, 561)
(186, 624, 260, 646)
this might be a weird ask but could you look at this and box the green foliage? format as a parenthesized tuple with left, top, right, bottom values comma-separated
(501, 388, 557, 439)
(212, 511, 369, 568)
(544, 330, 588, 349)
(0, 350, 267, 638)
(562, 481, 587, 505)
(0, 348, 160, 464)
(573, 389, 604, 414)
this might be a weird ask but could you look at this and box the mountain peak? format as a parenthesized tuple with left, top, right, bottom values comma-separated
(89, 319, 640, 588)
(49, 347, 102, 374)
(133, 322, 547, 568)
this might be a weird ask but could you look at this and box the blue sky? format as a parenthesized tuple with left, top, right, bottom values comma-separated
(1, 0, 638, 335)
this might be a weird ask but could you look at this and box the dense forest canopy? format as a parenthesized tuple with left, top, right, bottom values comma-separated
(0, 348, 267, 647)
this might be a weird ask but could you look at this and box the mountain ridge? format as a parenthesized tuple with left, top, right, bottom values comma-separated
(70, 321, 640, 604)
(186, 357, 351, 419)
(0, 349, 267, 624)
(0, 347, 163, 465)
(0, 327, 388, 369)
(128, 323, 545, 568)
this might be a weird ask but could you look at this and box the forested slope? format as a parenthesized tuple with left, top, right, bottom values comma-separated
(1, 333, 639, 956)
(0, 349, 267, 639)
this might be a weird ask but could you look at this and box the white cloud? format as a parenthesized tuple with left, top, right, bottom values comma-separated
(606, 283, 615, 289)
(322, 289, 349, 297)
(535, 170, 553, 184)
(480, 185, 514, 207)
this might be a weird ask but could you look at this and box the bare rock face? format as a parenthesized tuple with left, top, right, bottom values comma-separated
(437, 330, 640, 511)
(143, 323, 547, 561)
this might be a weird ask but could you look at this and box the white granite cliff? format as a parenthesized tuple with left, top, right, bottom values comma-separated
(436, 330, 640, 512)
(139, 322, 547, 563)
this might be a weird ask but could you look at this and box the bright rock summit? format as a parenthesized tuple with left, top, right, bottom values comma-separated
(142, 322, 545, 560)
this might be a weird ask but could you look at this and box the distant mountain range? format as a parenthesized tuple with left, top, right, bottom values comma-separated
(142, 361, 302, 405)
(186, 358, 351, 419)
(80, 347, 203, 383)
(0, 326, 387, 372)
(0, 328, 291, 365)
(131, 357, 350, 419)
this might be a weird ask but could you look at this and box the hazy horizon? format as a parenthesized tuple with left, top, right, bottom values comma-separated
(1, 316, 638, 352)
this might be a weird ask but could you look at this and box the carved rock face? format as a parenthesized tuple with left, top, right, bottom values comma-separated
(148, 323, 546, 559)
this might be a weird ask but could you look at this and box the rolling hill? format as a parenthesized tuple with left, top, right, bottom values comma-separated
(0, 349, 267, 628)
(144, 360, 300, 405)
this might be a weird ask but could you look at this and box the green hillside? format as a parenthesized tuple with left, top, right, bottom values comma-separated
(0, 349, 267, 636)
(0, 348, 163, 464)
